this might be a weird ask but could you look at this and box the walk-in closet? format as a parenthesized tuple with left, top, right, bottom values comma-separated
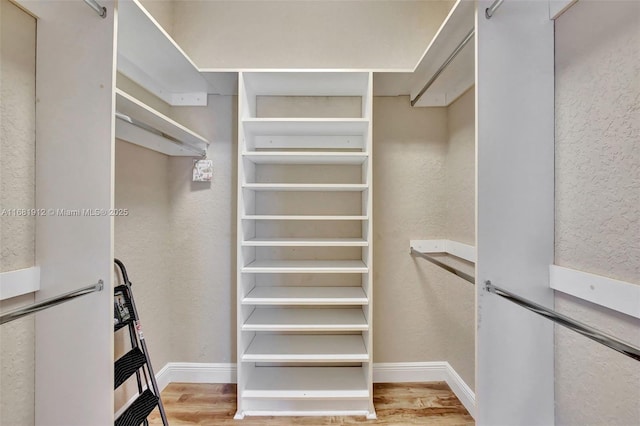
(0, 0, 638, 425)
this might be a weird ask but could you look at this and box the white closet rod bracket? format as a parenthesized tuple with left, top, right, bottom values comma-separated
(83, 0, 107, 18)
(485, 0, 505, 19)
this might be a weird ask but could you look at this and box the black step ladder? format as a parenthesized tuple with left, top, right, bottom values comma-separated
(114, 259, 168, 426)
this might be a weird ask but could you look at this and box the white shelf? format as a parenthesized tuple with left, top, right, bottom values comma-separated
(243, 238, 368, 247)
(243, 308, 368, 331)
(243, 286, 368, 305)
(374, 0, 475, 107)
(118, 0, 207, 105)
(243, 151, 368, 165)
(115, 89, 209, 156)
(243, 367, 369, 400)
(243, 183, 368, 192)
(243, 335, 368, 362)
(242, 215, 368, 221)
(243, 118, 369, 136)
(242, 72, 370, 97)
(242, 260, 369, 274)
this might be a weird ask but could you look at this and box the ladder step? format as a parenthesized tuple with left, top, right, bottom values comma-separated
(114, 348, 147, 390)
(115, 389, 158, 426)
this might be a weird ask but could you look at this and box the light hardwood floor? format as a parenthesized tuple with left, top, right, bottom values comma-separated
(148, 382, 474, 425)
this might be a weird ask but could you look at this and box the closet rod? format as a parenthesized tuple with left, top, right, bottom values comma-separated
(115, 112, 206, 157)
(410, 247, 475, 284)
(485, 0, 505, 19)
(83, 0, 107, 18)
(0, 280, 104, 325)
(485, 281, 640, 362)
(410, 28, 475, 107)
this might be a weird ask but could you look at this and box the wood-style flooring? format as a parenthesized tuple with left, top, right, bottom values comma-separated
(148, 382, 474, 425)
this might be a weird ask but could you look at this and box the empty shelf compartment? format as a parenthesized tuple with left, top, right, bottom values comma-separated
(243, 334, 368, 362)
(242, 260, 368, 273)
(243, 308, 368, 331)
(243, 366, 369, 400)
(243, 286, 368, 305)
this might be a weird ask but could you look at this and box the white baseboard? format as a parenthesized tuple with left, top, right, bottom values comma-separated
(373, 361, 449, 383)
(444, 363, 476, 418)
(146, 361, 476, 419)
(165, 362, 237, 384)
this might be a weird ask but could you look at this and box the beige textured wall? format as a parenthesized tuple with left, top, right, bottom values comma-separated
(114, 139, 173, 409)
(445, 89, 475, 246)
(554, 1, 640, 425)
(172, 0, 453, 69)
(167, 95, 237, 363)
(373, 96, 474, 389)
(0, 1, 36, 424)
(443, 89, 475, 388)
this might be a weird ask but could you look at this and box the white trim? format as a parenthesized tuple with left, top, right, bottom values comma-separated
(444, 363, 476, 418)
(0, 266, 40, 300)
(155, 363, 172, 391)
(550, 265, 640, 319)
(143, 361, 475, 419)
(410, 239, 476, 263)
(168, 362, 238, 384)
(373, 361, 448, 383)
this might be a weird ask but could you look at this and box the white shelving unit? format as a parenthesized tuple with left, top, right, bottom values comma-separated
(114, 89, 209, 156)
(236, 71, 375, 419)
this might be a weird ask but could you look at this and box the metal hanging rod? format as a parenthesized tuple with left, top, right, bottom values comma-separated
(410, 247, 475, 284)
(115, 112, 206, 157)
(410, 28, 475, 107)
(0, 280, 104, 325)
(485, 281, 640, 362)
(485, 0, 505, 19)
(83, 0, 107, 18)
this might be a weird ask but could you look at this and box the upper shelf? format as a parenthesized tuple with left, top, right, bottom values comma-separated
(373, 0, 475, 107)
(117, 0, 236, 105)
(115, 88, 209, 156)
(242, 72, 370, 97)
(242, 152, 368, 165)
